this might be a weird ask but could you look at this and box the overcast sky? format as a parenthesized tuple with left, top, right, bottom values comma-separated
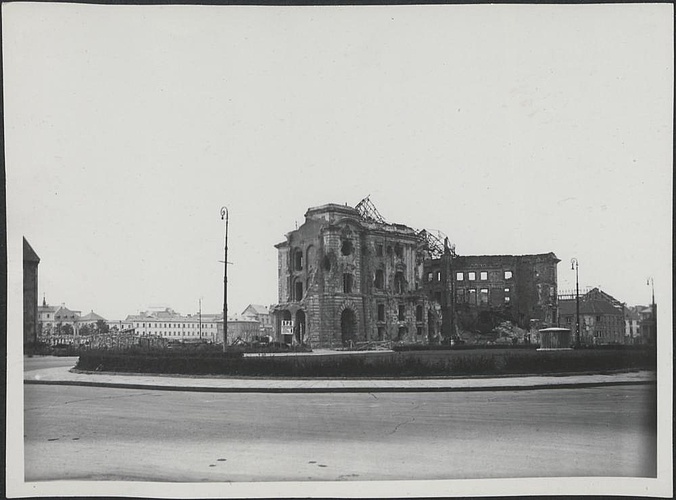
(5, 3, 673, 321)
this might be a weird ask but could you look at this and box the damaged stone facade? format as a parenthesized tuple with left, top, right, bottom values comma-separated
(424, 253, 560, 334)
(273, 202, 560, 346)
(272, 204, 436, 347)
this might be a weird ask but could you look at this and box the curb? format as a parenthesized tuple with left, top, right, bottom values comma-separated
(23, 378, 656, 394)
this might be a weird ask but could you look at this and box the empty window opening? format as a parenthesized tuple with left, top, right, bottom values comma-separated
(416, 305, 423, 322)
(398, 304, 405, 321)
(456, 272, 463, 281)
(377, 326, 385, 340)
(434, 292, 442, 303)
(394, 244, 403, 258)
(504, 270, 513, 280)
(417, 327, 423, 336)
(436, 271, 442, 281)
(294, 249, 303, 271)
(479, 288, 489, 305)
(375, 269, 384, 289)
(377, 304, 385, 322)
(480, 271, 488, 280)
(468, 289, 477, 305)
(468, 272, 476, 280)
(343, 273, 354, 293)
(456, 289, 465, 303)
(427, 272, 434, 282)
(397, 326, 408, 341)
(322, 255, 331, 271)
(387, 246, 393, 255)
(294, 281, 303, 301)
(341, 240, 354, 256)
(376, 244, 383, 257)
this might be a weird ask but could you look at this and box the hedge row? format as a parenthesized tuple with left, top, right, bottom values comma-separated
(76, 347, 656, 377)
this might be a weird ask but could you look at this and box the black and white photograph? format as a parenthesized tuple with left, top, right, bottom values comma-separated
(3, 2, 673, 498)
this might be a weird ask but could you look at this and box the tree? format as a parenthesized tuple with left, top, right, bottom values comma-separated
(79, 324, 93, 336)
(96, 320, 109, 334)
(61, 324, 74, 335)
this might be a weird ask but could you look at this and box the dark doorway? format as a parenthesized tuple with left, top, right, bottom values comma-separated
(295, 310, 306, 344)
(428, 311, 436, 342)
(340, 308, 356, 345)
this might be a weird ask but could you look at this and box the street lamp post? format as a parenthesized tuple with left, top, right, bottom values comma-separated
(647, 277, 655, 344)
(571, 258, 580, 347)
(220, 206, 229, 351)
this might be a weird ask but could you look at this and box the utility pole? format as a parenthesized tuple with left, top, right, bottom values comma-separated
(571, 258, 580, 347)
(441, 237, 455, 342)
(220, 206, 229, 351)
(647, 277, 656, 344)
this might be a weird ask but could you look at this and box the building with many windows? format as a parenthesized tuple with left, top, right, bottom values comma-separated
(271, 203, 435, 347)
(124, 307, 221, 341)
(424, 253, 560, 334)
(271, 200, 560, 347)
(558, 288, 626, 345)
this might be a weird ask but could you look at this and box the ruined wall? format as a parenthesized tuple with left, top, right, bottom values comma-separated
(424, 253, 559, 334)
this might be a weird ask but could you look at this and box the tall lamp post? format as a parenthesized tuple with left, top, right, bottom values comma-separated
(647, 277, 655, 344)
(220, 206, 229, 351)
(571, 258, 580, 347)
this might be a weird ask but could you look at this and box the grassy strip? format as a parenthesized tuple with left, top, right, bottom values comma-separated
(76, 347, 656, 377)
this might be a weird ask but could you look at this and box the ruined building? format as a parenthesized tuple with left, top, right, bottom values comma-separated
(272, 199, 559, 347)
(424, 253, 560, 334)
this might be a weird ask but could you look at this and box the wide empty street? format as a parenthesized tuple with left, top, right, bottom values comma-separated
(24, 379, 656, 482)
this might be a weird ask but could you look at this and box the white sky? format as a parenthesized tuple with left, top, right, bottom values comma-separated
(4, 3, 673, 321)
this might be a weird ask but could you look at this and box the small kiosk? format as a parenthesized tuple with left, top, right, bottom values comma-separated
(537, 327, 573, 351)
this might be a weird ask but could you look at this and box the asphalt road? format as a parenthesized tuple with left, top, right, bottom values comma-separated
(24, 376, 656, 482)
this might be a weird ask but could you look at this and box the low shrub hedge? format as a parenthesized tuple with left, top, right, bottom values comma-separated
(76, 346, 656, 377)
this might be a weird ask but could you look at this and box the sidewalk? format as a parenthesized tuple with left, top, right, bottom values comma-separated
(24, 365, 656, 393)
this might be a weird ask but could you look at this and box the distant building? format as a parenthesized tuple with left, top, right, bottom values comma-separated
(216, 315, 261, 344)
(23, 238, 40, 348)
(623, 306, 642, 344)
(124, 307, 222, 342)
(558, 288, 625, 345)
(241, 304, 274, 337)
(37, 297, 57, 337)
(637, 305, 657, 345)
(79, 310, 107, 326)
(53, 304, 82, 334)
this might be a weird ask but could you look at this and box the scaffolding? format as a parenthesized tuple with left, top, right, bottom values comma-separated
(355, 195, 386, 223)
(417, 229, 455, 259)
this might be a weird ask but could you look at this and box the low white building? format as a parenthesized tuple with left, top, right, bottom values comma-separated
(124, 308, 221, 342)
